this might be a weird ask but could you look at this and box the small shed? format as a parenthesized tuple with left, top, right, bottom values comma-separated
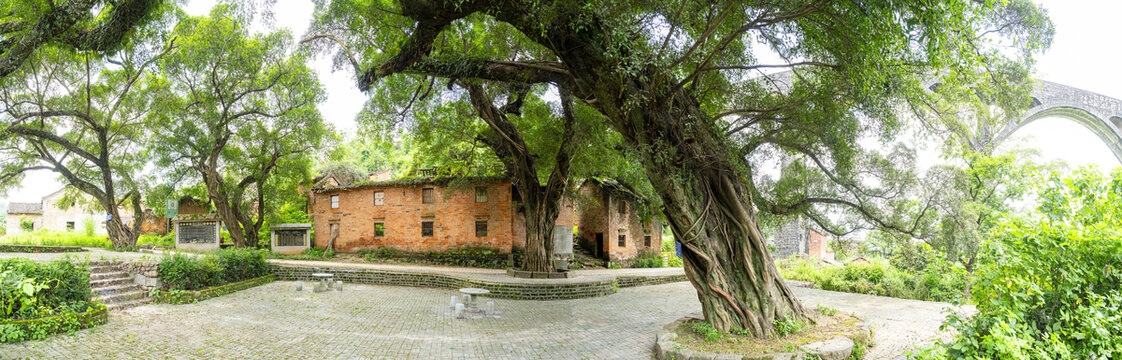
(174, 217, 222, 251)
(271, 223, 312, 255)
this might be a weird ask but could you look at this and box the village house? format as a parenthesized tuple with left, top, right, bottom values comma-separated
(576, 179, 664, 261)
(311, 176, 578, 255)
(4, 188, 134, 235)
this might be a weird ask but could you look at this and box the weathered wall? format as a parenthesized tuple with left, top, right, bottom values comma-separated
(770, 217, 807, 259)
(313, 180, 517, 252)
(4, 215, 42, 235)
(576, 182, 662, 261)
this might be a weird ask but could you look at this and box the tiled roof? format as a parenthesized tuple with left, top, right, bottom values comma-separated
(7, 202, 43, 215)
(313, 176, 509, 192)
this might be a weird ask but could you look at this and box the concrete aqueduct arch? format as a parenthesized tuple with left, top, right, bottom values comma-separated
(994, 80, 1122, 162)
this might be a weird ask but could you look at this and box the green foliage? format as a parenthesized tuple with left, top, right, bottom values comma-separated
(0, 230, 112, 249)
(0, 258, 91, 320)
(773, 315, 809, 337)
(815, 304, 838, 317)
(915, 168, 1122, 359)
(80, 217, 96, 238)
(0, 302, 106, 343)
(137, 232, 174, 248)
(152, 4, 328, 248)
(18, 218, 33, 232)
(849, 341, 866, 360)
(157, 248, 269, 291)
(358, 246, 508, 269)
(688, 321, 724, 343)
(662, 238, 683, 267)
(779, 256, 966, 303)
(630, 250, 664, 268)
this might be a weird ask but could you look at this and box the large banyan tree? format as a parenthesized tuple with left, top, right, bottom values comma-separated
(306, 0, 1051, 335)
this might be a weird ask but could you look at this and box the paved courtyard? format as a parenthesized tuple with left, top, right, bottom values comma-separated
(0, 280, 957, 359)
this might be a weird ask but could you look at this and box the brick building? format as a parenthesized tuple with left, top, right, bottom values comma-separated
(310, 177, 578, 254)
(768, 217, 834, 261)
(576, 180, 663, 261)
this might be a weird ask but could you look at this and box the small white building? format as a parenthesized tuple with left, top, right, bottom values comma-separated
(4, 188, 133, 235)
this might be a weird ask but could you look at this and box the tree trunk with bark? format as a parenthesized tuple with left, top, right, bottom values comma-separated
(464, 83, 576, 272)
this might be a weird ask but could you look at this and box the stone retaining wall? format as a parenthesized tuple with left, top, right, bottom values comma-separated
(91, 260, 161, 290)
(271, 264, 686, 300)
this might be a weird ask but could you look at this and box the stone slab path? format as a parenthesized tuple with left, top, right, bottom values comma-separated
(0, 281, 959, 359)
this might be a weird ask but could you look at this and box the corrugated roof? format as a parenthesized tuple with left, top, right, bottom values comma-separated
(7, 202, 43, 215)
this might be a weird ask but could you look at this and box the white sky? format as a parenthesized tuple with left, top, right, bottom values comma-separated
(2, 0, 1119, 206)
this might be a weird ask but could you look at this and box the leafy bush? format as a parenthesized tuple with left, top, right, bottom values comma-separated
(630, 249, 664, 268)
(80, 217, 96, 237)
(0, 258, 90, 320)
(688, 321, 724, 343)
(912, 168, 1122, 359)
(19, 217, 33, 232)
(214, 248, 269, 284)
(137, 232, 174, 247)
(357, 246, 508, 268)
(779, 255, 966, 302)
(158, 248, 269, 291)
(773, 315, 808, 337)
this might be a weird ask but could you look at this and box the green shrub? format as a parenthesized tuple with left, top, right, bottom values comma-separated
(214, 248, 268, 283)
(630, 249, 664, 268)
(356, 246, 508, 268)
(137, 232, 174, 247)
(0, 258, 90, 320)
(912, 168, 1122, 359)
(773, 315, 808, 337)
(158, 248, 269, 291)
(80, 217, 96, 237)
(779, 256, 965, 302)
(18, 217, 33, 232)
(688, 321, 724, 343)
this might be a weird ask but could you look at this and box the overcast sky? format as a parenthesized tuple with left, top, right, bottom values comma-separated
(2, 0, 1119, 205)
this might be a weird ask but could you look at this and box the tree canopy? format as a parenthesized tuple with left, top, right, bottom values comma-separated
(306, 0, 1053, 335)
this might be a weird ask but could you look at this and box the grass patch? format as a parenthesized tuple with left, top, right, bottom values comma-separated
(674, 310, 865, 356)
(0, 230, 111, 249)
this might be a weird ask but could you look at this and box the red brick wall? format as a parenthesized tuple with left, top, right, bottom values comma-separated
(312, 181, 516, 252)
(807, 229, 833, 261)
(577, 182, 662, 261)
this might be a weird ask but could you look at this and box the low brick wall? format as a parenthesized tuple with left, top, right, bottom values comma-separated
(271, 264, 685, 300)
(617, 274, 689, 288)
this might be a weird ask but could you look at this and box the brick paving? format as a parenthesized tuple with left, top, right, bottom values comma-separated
(0, 281, 956, 360)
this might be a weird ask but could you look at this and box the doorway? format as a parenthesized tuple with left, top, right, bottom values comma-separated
(595, 232, 605, 259)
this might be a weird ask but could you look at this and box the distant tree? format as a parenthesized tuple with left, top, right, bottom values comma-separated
(0, 0, 169, 78)
(0, 28, 174, 248)
(153, 5, 328, 248)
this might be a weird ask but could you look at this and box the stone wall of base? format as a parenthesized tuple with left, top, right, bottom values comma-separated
(271, 264, 687, 301)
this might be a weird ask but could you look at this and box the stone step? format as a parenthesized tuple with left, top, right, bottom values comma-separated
(90, 271, 131, 281)
(106, 297, 153, 311)
(91, 277, 134, 288)
(93, 284, 143, 296)
(88, 265, 120, 274)
(99, 289, 147, 304)
(88, 260, 120, 266)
